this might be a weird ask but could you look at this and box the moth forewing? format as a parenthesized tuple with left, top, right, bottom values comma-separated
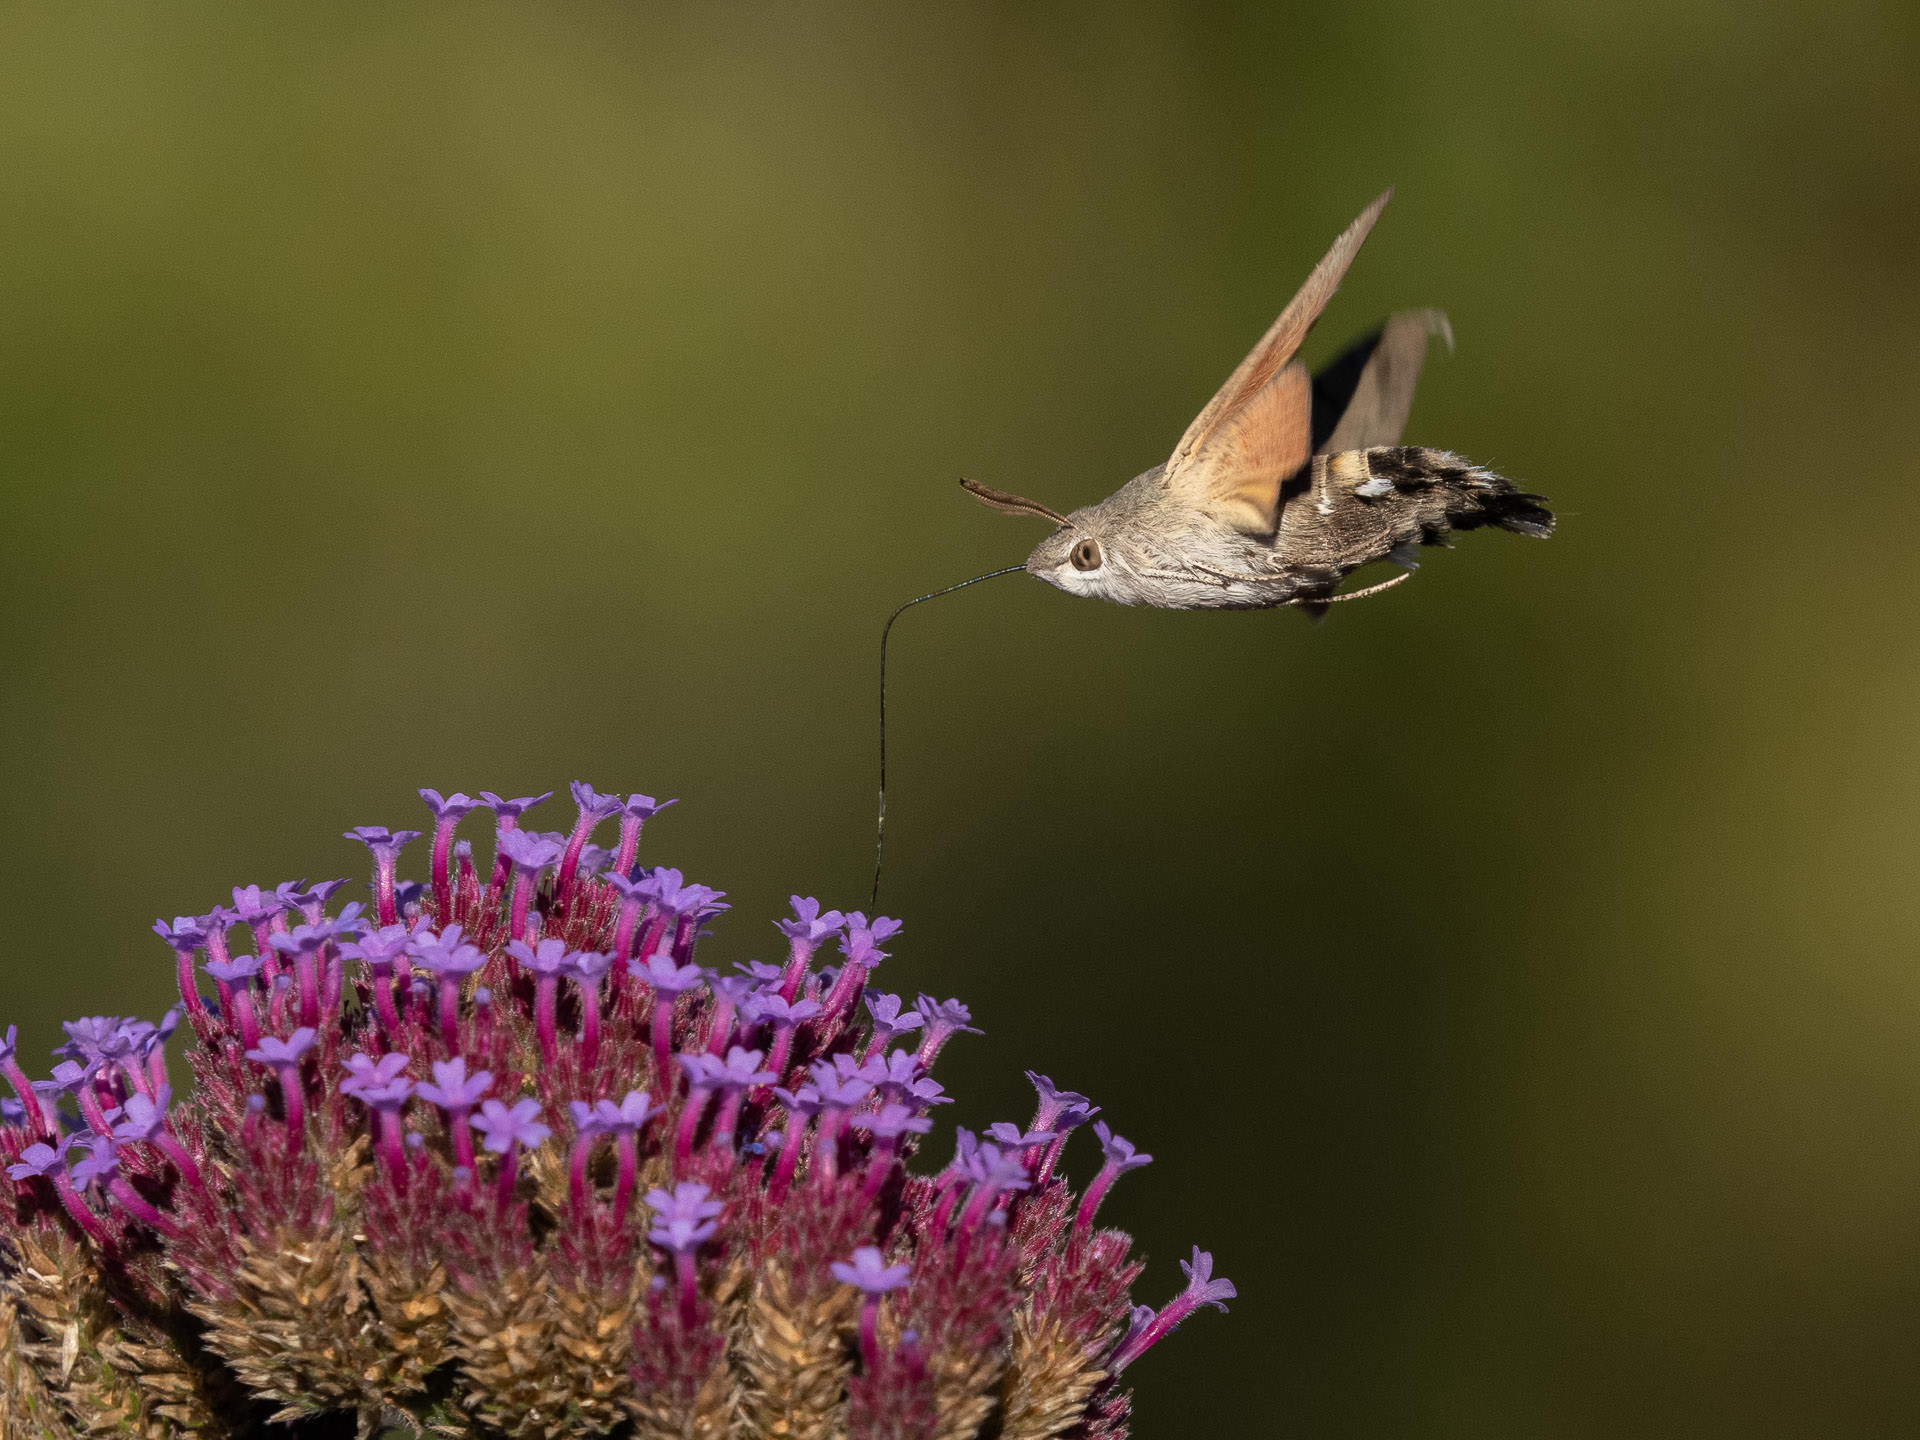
(1162, 187, 1394, 483)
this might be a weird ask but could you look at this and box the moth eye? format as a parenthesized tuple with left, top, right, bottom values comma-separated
(1069, 538, 1103, 571)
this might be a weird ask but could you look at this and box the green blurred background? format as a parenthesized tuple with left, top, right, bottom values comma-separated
(2, 4, 1917, 1436)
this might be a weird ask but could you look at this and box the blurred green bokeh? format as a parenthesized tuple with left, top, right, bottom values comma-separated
(3, 4, 1918, 1436)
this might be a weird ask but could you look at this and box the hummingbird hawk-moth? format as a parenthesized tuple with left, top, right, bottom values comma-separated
(961, 188, 1553, 615)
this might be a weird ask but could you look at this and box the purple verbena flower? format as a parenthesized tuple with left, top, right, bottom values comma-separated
(471, 1096, 549, 1153)
(6, 1142, 62, 1180)
(832, 1245, 912, 1295)
(834, 1245, 912, 1367)
(345, 826, 422, 927)
(419, 789, 478, 821)
(12, 777, 1234, 1435)
(915, 994, 981, 1069)
(1110, 1247, 1236, 1374)
(416, 1056, 492, 1111)
(479, 791, 552, 823)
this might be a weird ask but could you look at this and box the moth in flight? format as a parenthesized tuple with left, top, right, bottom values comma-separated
(962, 189, 1553, 615)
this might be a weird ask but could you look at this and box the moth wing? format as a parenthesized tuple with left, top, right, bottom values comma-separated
(1162, 189, 1393, 536)
(1160, 361, 1314, 535)
(1312, 308, 1452, 454)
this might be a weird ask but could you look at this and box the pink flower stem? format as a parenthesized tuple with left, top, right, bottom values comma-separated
(674, 1251, 700, 1329)
(271, 1064, 305, 1153)
(118, 1057, 153, 1100)
(927, 1175, 963, 1248)
(173, 949, 209, 1022)
(534, 976, 559, 1066)
(295, 952, 320, 1028)
(1074, 1163, 1120, 1235)
(75, 1082, 113, 1139)
(507, 867, 537, 942)
(250, 922, 283, 987)
(373, 854, 398, 927)
(321, 951, 344, 1021)
(766, 1022, 798, 1083)
(153, 1131, 202, 1191)
(613, 812, 646, 879)
(51, 1172, 116, 1253)
(2, 1059, 54, 1139)
(108, 1177, 181, 1238)
(556, 813, 596, 900)
(634, 913, 670, 967)
(710, 1090, 746, 1154)
(674, 1091, 709, 1169)
(231, 988, 261, 1052)
(577, 980, 602, 1071)
(612, 898, 648, 965)
(820, 960, 869, 1025)
(651, 996, 677, 1083)
(375, 1109, 408, 1190)
(449, 1112, 475, 1171)
(858, 1295, 882, 1370)
(430, 816, 459, 918)
(437, 978, 462, 1052)
(704, 996, 738, 1056)
(956, 1181, 1000, 1248)
(777, 937, 817, 1003)
(370, 965, 402, 1036)
(1112, 1296, 1198, 1374)
(769, 1120, 806, 1203)
(613, 1132, 638, 1218)
(669, 914, 700, 965)
(489, 817, 520, 892)
(495, 1145, 519, 1208)
(814, 1110, 848, 1184)
(862, 1136, 900, 1200)
(569, 1137, 594, 1218)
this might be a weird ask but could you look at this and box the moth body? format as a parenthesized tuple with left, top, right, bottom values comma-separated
(965, 190, 1554, 614)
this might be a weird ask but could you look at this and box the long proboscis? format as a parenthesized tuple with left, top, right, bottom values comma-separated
(872, 565, 1026, 910)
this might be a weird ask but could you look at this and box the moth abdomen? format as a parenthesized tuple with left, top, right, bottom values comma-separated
(1275, 446, 1553, 608)
(1338, 446, 1555, 541)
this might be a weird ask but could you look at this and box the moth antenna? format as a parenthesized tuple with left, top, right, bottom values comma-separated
(959, 478, 1071, 526)
(873, 565, 1027, 910)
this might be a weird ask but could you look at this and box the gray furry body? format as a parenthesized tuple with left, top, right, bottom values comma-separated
(1024, 447, 1552, 610)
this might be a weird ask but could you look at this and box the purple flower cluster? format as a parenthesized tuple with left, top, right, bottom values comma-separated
(0, 781, 1230, 1438)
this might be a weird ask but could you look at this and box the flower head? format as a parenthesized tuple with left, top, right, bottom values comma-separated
(645, 1181, 724, 1254)
(480, 791, 552, 822)
(470, 1097, 550, 1153)
(67, 1134, 120, 1189)
(415, 1057, 492, 1112)
(628, 951, 708, 997)
(345, 826, 422, 857)
(569, 780, 623, 821)
(570, 1089, 657, 1137)
(505, 937, 574, 977)
(418, 789, 478, 821)
(6, 1143, 63, 1180)
(0, 777, 1230, 1437)
(495, 827, 563, 872)
(246, 1029, 317, 1066)
(831, 1245, 912, 1295)
(112, 1086, 173, 1143)
(339, 1052, 413, 1108)
(777, 896, 845, 945)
